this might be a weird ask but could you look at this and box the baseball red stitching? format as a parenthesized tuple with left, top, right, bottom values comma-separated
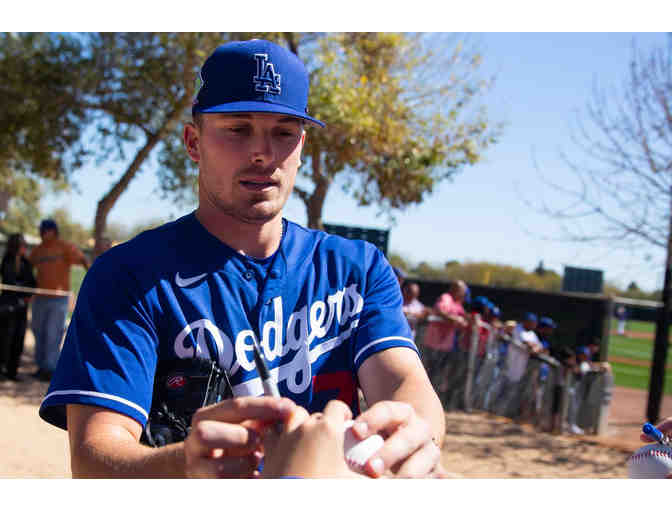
(629, 448, 672, 463)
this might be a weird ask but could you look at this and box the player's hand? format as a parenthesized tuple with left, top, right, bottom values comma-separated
(351, 401, 442, 478)
(184, 396, 297, 478)
(262, 400, 363, 478)
(640, 417, 672, 443)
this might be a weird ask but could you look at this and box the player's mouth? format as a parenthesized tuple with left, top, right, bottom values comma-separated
(239, 178, 279, 192)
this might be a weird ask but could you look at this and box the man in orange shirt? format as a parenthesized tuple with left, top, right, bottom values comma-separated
(29, 219, 89, 381)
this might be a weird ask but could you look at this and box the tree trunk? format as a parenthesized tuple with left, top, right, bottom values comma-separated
(303, 145, 332, 231)
(647, 188, 672, 424)
(306, 179, 330, 230)
(92, 99, 190, 255)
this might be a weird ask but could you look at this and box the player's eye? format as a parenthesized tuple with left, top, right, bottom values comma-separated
(228, 126, 250, 134)
(274, 128, 301, 138)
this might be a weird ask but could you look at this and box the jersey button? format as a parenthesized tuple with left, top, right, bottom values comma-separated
(270, 269, 281, 279)
(243, 270, 253, 280)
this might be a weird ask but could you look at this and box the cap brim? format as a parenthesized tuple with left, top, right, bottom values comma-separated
(195, 101, 325, 128)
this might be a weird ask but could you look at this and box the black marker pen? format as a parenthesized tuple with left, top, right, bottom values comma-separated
(251, 341, 281, 398)
(251, 341, 285, 434)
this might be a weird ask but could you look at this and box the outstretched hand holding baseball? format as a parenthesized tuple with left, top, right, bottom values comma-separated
(262, 400, 366, 478)
(184, 396, 297, 478)
(351, 401, 443, 478)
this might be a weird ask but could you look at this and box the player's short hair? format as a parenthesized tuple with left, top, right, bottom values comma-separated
(191, 111, 306, 131)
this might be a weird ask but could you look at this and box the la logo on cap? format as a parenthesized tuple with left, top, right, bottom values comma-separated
(253, 53, 281, 94)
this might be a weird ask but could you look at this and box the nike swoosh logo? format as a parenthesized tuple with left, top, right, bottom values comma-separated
(175, 272, 208, 287)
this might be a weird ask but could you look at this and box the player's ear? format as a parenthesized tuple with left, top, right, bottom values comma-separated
(184, 122, 201, 163)
(299, 129, 306, 153)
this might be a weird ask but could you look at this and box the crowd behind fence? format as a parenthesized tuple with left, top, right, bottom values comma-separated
(415, 316, 614, 435)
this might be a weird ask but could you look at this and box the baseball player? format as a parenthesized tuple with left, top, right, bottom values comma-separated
(39, 39, 445, 478)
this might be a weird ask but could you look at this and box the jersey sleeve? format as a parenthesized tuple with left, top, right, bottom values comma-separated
(39, 253, 159, 430)
(351, 247, 417, 372)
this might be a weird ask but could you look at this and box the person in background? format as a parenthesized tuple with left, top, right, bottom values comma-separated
(489, 305, 502, 330)
(535, 316, 556, 428)
(615, 305, 628, 336)
(503, 320, 516, 338)
(550, 346, 577, 434)
(496, 312, 542, 418)
(586, 341, 612, 373)
(28, 219, 89, 381)
(0, 233, 36, 381)
(401, 281, 429, 340)
(467, 296, 492, 357)
(421, 280, 469, 385)
(564, 346, 594, 435)
(506, 312, 543, 384)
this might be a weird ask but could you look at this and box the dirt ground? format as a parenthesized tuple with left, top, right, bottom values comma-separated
(2, 330, 670, 478)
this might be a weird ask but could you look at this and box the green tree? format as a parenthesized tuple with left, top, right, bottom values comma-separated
(300, 33, 498, 229)
(2, 33, 498, 253)
(0, 175, 42, 237)
(81, 33, 230, 254)
(0, 33, 90, 183)
(0, 32, 235, 253)
(159, 33, 499, 229)
(0, 33, 88, 235)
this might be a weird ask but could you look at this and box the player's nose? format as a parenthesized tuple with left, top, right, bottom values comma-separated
(249, 132, 275, 165)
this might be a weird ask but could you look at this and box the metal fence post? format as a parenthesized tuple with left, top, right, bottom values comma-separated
(462, 323, 480, 412)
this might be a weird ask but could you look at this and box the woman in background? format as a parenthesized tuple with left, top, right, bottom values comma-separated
(0, 233, 36, 381)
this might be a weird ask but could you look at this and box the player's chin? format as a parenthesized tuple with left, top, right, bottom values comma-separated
(242, 199, 287, 222)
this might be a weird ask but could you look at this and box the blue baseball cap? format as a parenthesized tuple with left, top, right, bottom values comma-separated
(463, 286, 471, 306)
(523, 312, 538, 323)
(539, 316, 557, 329)
(39, 218, 59, 234)
(577, 346, 591, 357)
(471, 296, 490, 313)
(192, 39, 325, 128)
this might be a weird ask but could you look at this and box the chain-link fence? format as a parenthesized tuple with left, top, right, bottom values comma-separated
(416, 317, 614, 435)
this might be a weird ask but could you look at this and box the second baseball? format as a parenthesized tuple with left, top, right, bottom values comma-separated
(343, 420, 384, 474)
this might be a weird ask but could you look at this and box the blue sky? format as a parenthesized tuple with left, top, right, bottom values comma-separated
(41, 32, 670, 292)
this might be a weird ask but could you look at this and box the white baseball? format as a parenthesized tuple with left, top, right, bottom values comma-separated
(627, 444, 672, 479)
(343, 420, 384, 474)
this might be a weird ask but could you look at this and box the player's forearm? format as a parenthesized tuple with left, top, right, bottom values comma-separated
(387, 375, 446, 447)
(70, 434, 185, 478)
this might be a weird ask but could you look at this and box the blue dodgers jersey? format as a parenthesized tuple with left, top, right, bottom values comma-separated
(39, 213, 416, 430)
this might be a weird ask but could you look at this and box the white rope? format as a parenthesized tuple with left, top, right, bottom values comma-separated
(0, 282, 71, 297)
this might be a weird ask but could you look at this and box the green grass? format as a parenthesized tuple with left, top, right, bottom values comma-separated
(625, 320, 656, 335)
(608, 335, 657, 362)
(608, 321, 672, 394)
(610, 361, 672, 394)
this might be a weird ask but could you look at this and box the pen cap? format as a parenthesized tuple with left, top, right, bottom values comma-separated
(643, 422, 664, 442)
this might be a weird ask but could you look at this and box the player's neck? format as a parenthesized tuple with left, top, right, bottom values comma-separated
(195, 207, 284, 259)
